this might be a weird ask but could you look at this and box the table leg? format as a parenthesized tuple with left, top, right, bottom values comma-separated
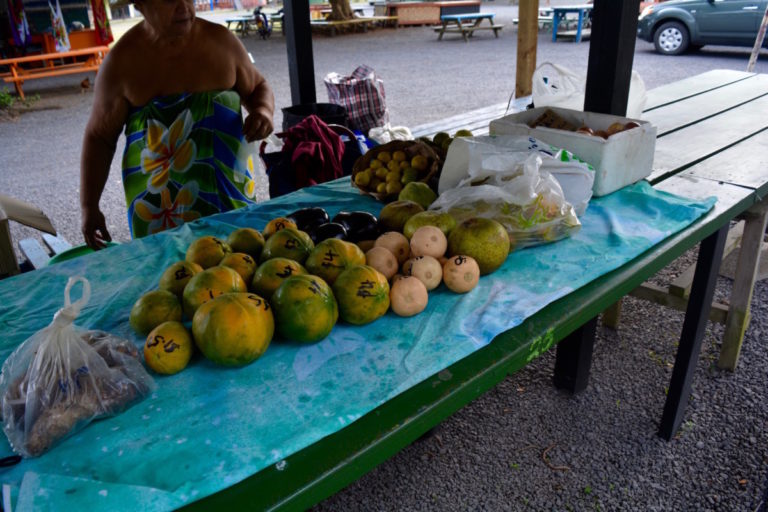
(438, 22, 447, 40)
(658, 224, 728, 441)
(574, 10, 584, 43)
(459, 21, 469, 42)
(553, 316, 598, 393)
(718, 200, 768, 370)
(552, 12, 560, 42)
(10, 66, 24, 100)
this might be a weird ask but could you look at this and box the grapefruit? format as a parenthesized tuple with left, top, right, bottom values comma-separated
(447, 218, 510, 275)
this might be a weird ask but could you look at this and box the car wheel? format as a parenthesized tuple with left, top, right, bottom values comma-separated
(653, 21, 689, 55)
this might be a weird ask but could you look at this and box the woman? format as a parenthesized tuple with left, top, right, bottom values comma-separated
(80, 0, 274, 249)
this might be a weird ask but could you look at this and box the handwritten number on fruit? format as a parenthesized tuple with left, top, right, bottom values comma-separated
(284, 239, 297, 249)
(453, 255, 467, 265)
(276, 266, 294, 278)
(321, 250, 342, 269)
(148, 334, 180, 353)
(357, 280, 375, 298)
(174, 268, 191, 281)
(308, 279, 322, 295)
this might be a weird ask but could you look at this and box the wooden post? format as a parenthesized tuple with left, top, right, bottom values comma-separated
(747, 3, 768, 72)
(0, 204, 20, 278)
(718, 200, 768, 370)
(601, 300, 622, 329)
(515, 0, 538, 98)
(583, 0, 640, 115)
(284, 0, 317, 106)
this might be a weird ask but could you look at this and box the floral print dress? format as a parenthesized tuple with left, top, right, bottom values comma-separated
(121, 90, 259, 238)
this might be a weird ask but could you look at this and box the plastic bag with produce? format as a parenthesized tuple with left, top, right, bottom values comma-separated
(430, 148, 582, 252)
(0, 277, 155, 457)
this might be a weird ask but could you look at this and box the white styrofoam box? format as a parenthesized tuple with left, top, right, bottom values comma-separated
(489, 106, 657, 196)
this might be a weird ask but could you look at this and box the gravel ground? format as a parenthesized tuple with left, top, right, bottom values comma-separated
(1, 4, 767, 510)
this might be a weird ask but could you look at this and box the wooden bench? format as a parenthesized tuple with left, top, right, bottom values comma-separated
(310, 16, 398, 36)
(0, 46, 109, 100)
(434, 13, 503, 42)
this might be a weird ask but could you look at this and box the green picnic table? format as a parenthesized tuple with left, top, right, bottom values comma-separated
(0, 70, 765, 511)
(434, 13, 503, 42)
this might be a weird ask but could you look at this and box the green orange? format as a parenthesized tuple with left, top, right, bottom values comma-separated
(226, 227, 265, 261)
(192, 292, 274, 366)
(251, 257, 307, 300)
(263, 217, 298, 238)
(220, 252, 258, 284)
(332, 265, 390, 325)
(272, 275, 338, 343)
(158, 260, 204, 298)
(185, 236, 232, 269)
(129, 289, 183, 336)
(182, 266, 247, 318)
(259, 227, 314, 264)
(144, 321, 194, 375)
(304, 238, 366, 285)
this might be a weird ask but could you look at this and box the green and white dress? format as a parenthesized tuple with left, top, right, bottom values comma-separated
(121, 90, 259, 238)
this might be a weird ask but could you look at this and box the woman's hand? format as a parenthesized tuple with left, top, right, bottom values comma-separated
(82, 206, 112, 250)
(243, 110, 274, 142)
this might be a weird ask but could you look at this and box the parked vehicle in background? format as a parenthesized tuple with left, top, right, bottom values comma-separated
(637, 0, 768, 55)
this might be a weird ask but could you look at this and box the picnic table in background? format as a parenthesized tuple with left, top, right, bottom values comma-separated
(552, 3, 593, 42)
(0, 46, 109, 100)
(434, 13, 503, 42)
(224, 14, 256, 36)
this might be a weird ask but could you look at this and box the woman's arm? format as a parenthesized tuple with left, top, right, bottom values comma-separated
(231, 36, 275, 142)
(80, 53, 131, 249)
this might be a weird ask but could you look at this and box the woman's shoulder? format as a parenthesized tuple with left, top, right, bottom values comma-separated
(195, 17, 240, 46)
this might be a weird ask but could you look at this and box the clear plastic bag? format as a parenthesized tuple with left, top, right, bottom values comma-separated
(430, 151, 581, 251)
(532, 62, 647, 118)
(0, 277, 155, 457)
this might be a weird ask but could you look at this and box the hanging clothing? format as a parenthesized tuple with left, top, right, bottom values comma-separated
(49, 0, 70, 52)
(89, 0, 113, 46)
(121, 90, 259, 239)
(8, 0, 30, 47)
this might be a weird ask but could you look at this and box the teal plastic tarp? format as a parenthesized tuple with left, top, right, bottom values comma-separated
(0, 178, 713, 510)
